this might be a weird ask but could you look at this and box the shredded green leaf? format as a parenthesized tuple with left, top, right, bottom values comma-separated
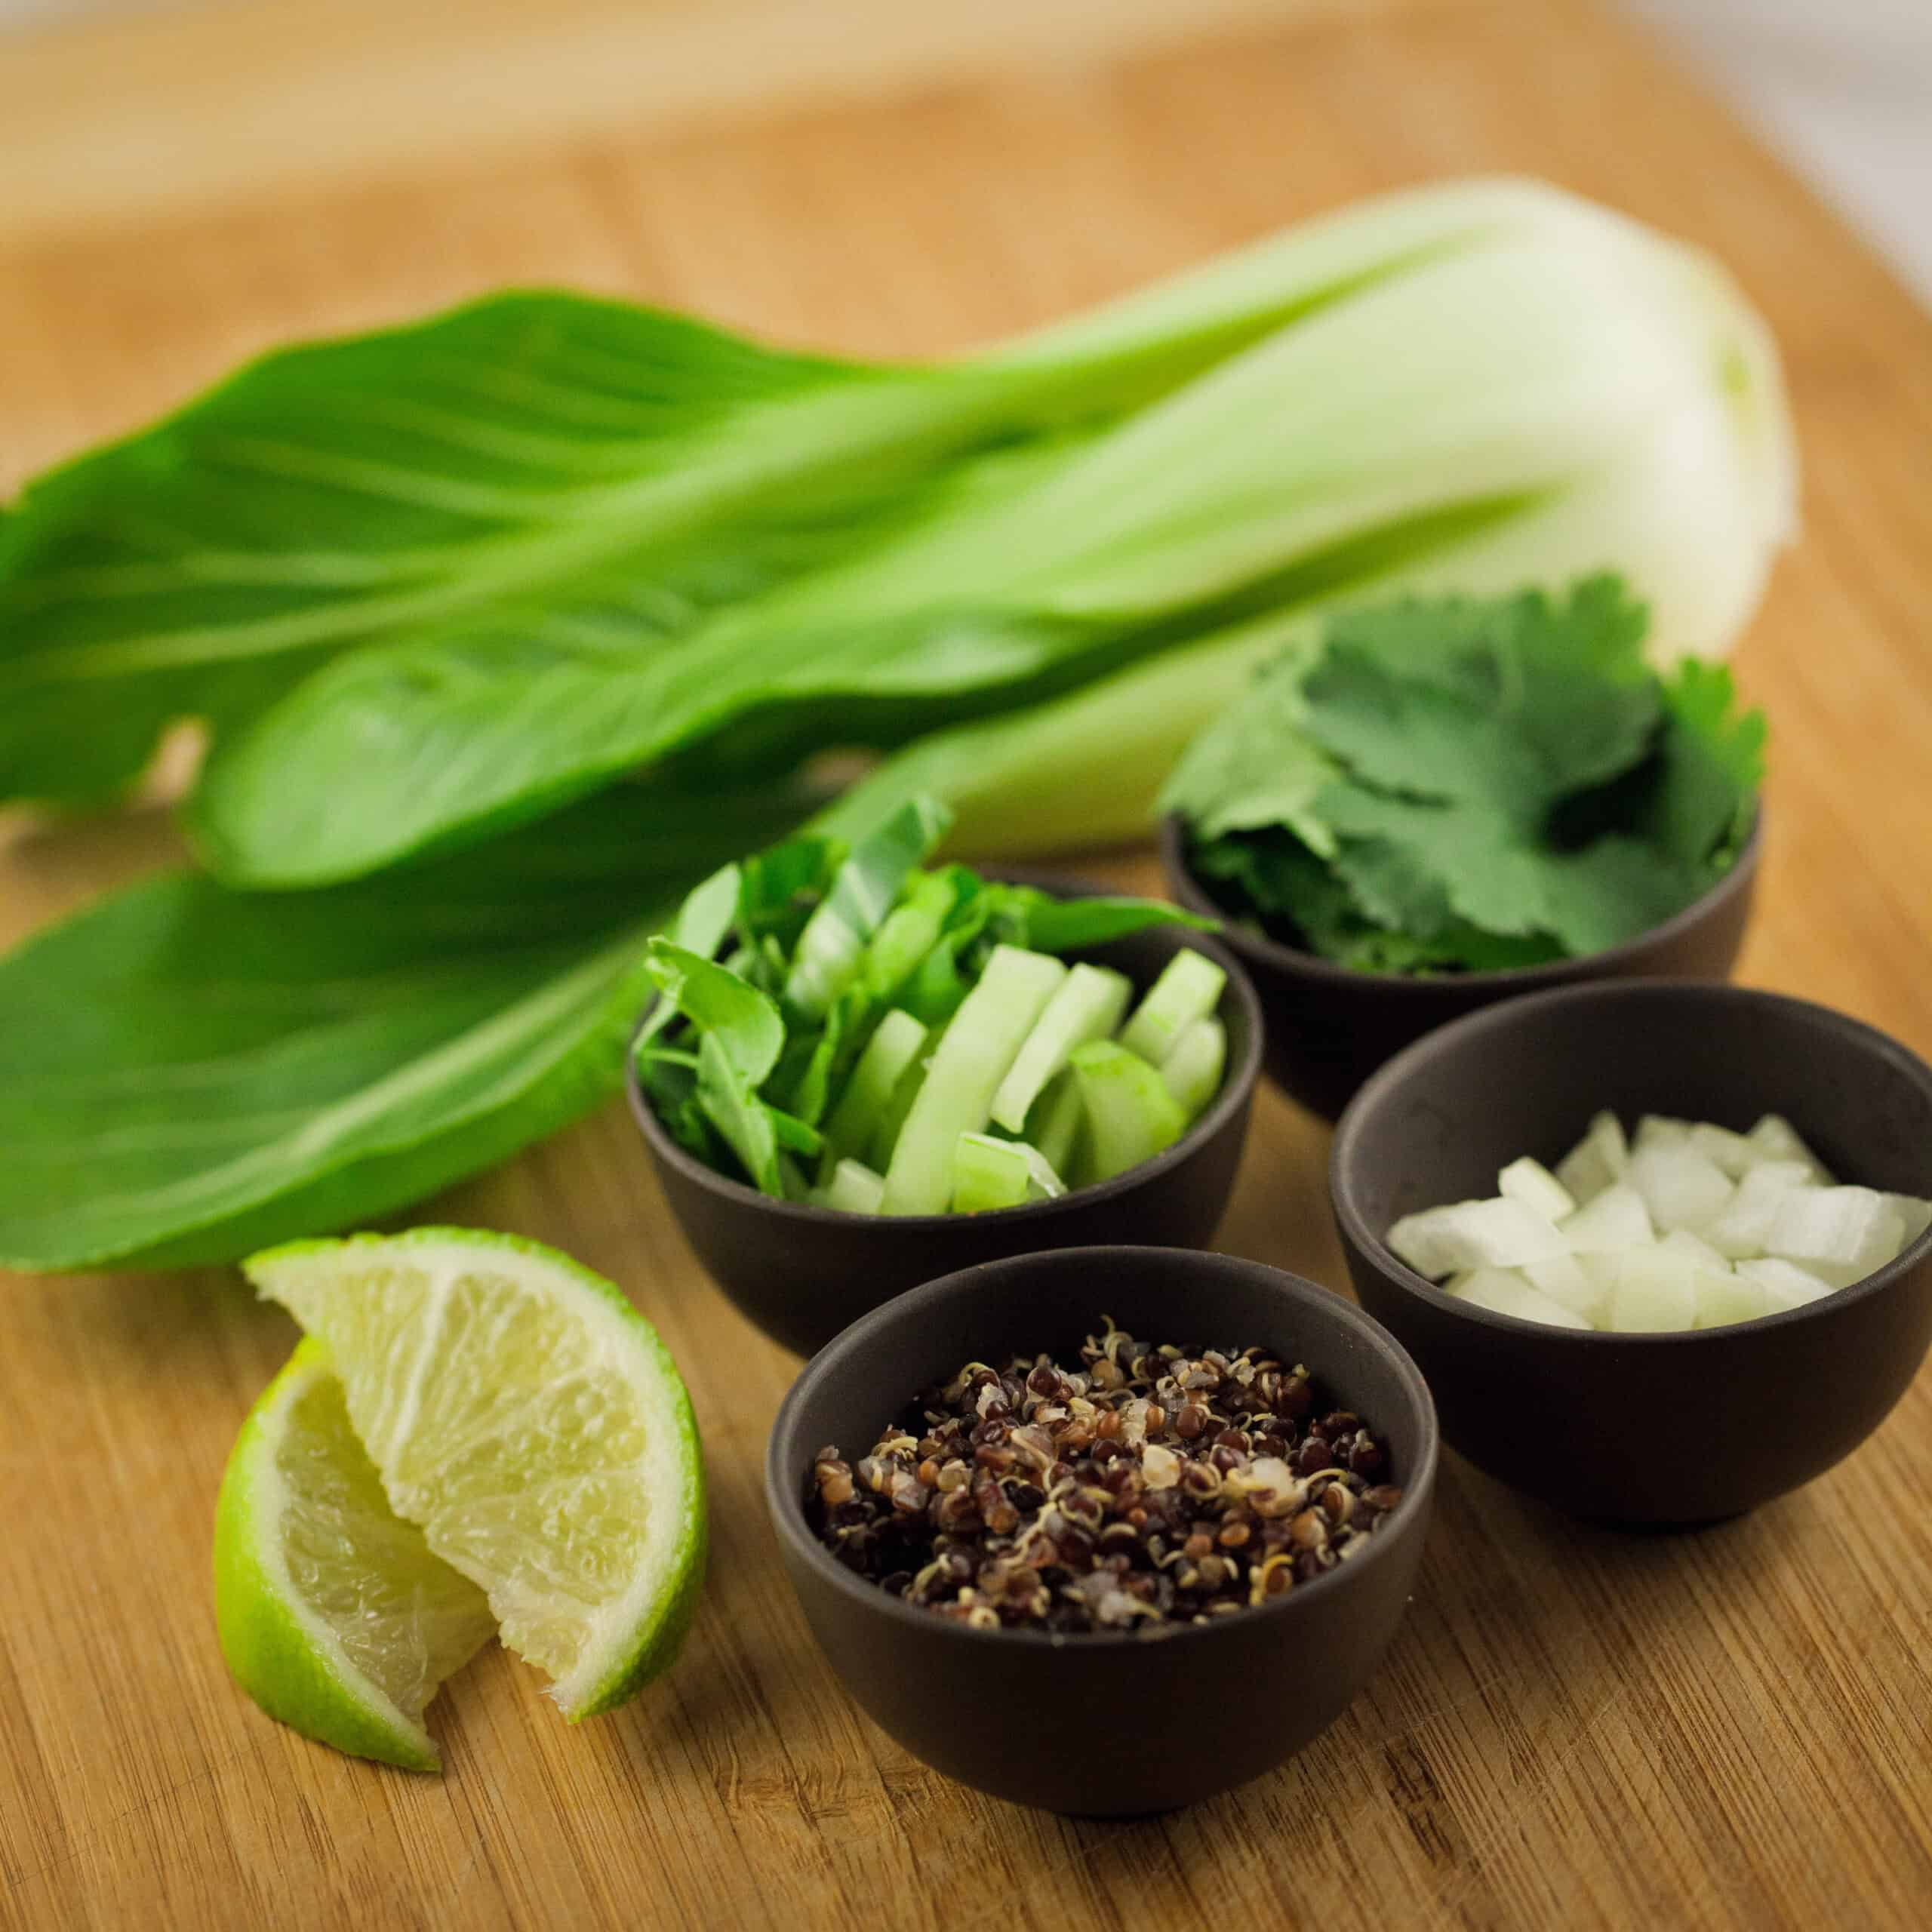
(632, 800, 1212, 1201)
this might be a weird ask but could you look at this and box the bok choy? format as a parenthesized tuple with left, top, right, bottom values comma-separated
(0, 175, 1797, 1273)
(2, 177, 1792, 888)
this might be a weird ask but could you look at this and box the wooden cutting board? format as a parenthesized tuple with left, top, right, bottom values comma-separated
(3, 2, 1930, 1927)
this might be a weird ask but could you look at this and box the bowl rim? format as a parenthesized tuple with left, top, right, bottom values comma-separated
(1330, 976, 1932, 1346)
(1160, 808, 1763, 995)
(763, 1244, 1440, 1651)
(622, 869, 1265, 1232)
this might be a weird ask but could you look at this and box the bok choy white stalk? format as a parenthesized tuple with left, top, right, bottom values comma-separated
(2, 177, 1792, 887)
(816, 179, 1795, 856)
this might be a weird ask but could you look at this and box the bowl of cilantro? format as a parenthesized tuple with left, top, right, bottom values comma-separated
(1158, 577, 1764, 1120)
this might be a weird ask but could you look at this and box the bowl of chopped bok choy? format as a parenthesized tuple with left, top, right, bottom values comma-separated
(1330, 980, 1932, 1525)
(623, 801, 1262, 1355)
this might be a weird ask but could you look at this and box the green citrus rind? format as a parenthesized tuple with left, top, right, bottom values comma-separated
(242, 1226, 708, 1718)
(214, 1340, 448, 1772)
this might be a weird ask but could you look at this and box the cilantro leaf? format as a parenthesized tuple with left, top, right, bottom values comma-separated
(1536, 835, 1715, 955)
(1169, 577, 1762, 975)
(1301, 648, 1552, 817)
(1644, 659, 1767, 868)
(1156, 629, 1337, 852)
(1303, 578, 1659, 814)
(1318, 783, 1555, 940)
(1320, 780, 1719, 961)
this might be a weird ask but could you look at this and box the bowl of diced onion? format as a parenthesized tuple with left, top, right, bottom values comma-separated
(1328, 980, 1932, 1524)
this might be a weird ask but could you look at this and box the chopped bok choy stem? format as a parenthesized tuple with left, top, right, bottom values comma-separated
(880, 946, 1067, 1214)
(815, 1158, 888, 1216)
(1069, 1041, 1188, 1186)
(989, 963, 1133, 1133)
(868, 1039, 938, 1174)
(862, 872, 964, 999)
(1027, 1071, 1088, 1182)
(1118, 952, 1226, 1066)
(949, 1134, 1066, 1214)
(634, 808, 1228, 1214)
(1159, 1017, 1227, 1120)
(784, 800, 952, 1017)
(817, 1009, 929, 1178)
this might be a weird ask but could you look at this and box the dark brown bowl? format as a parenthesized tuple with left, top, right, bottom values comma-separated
(1161, 811, 1761, 1121)
(764, 1245, 1438, 1816)
(1330, 980, 1932, 1525)
(624, 876, 1263, 1356)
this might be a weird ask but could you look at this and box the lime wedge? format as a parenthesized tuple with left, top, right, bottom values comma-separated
(214, 1339, 495, 1770)
(243, 1228, 707, 1719)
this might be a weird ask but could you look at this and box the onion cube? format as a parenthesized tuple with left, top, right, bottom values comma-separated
(1702, 1160, 1814, 1259)
(1451, 1267, 1592, 1329)
(1747, 1114, 1835, 1184)
(1691, 1267, 1774, 1330)
(1605, 1249, 1699, 1332)
(1574, 1251, 1623, 1297)
(1887, 1193, 1932, 1251)
(1522, 1251, 1607, 1321)
(1687, 1122, 1758, 1179)
(1386, 1208, 1469, 1279)
(1632, 1114, 1692, 1154)
(1560, 1183, 1654, 1254)
(1736, 1256, 1838, 1310)
(1555, 1111, 1628, 1205)
(1765, 1186, 1906, 1287)
(1498, 1156, 1577, 1223)
(1661, 1227, 1728, 1270)
(1389, 1197, 1567, 1275)
(1627, 1143, 1734, 1232)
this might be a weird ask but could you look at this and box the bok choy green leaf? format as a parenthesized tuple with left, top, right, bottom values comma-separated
(2, 178, 1793, 890)
(0, 778, 808, 1271)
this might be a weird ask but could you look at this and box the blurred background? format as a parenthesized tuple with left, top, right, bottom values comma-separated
(2, 0, 1927, 300)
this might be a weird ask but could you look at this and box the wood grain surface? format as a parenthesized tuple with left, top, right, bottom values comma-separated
(4, 2, 1931, 1927)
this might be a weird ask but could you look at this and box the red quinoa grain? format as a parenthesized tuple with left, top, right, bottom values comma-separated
(804, 1321, 1401, 1634)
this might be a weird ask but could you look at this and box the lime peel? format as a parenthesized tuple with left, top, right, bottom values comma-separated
(214, 1337, 494, 1771)
(243, 1227, 707, 1721)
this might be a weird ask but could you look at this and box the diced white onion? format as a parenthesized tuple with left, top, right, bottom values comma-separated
(1522, 1250, 1605, 1318)
(1703, 1159, 1813, 1259)
(1691, 1268, 1774, 1330)
(1498, 1156, 1577, 1223)
(1389, 1196, 1568, 1274)
(1392, 1111, 1918, 1334)
(1746, 1114, 1835, 1184)
(1574, 1252, 1624, 1297)
(1605, 1248, 1699, 1331)
(1451, 1267, 1592, 1328)
(1886, 1192, 1932, 1251)
(1386, 1208, 1472, 1279)
(1660, 1226, 1728, 1270)
(1632, 1114, 1692, 1154)
(1687, 1122, 1758, 1179)
(1555, 1110, 1629, 1205)
(1559, 1183, 1654, 1254)
(1764, 1186, 1906, 1288)
(1626, 1143, 1734, 1232)
(1735, 1256, 1836, 1310)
